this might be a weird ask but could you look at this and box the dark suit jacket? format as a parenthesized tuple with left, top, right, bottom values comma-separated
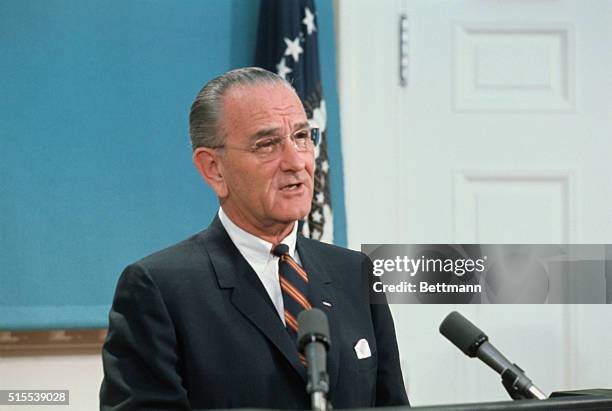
(100, 217, 409, 410)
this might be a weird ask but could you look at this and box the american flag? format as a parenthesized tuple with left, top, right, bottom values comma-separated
(255, 0, 333, 243)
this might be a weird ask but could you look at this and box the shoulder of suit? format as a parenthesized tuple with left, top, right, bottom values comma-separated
(130, 228, 211, 275)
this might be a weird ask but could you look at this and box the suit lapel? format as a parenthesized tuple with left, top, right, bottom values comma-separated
(296, 235, 340, 397)
(201, 217, 307, 382)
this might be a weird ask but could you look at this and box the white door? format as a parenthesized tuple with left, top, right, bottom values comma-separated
(337, 0, 612, 406)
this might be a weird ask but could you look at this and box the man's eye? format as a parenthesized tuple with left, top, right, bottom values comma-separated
(254, 138, 280, 151)
(294, 130, 310, 141)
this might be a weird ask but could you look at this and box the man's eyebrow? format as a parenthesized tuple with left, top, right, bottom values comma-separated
(293, 121, 309, 131)
(248, 122, 310, 142)
(248, 127, 282, 143)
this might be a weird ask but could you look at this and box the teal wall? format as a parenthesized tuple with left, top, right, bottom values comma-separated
(0, 0, 345, 330)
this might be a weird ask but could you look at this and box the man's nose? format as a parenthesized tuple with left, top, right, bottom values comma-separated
(279, 138, 308, 170)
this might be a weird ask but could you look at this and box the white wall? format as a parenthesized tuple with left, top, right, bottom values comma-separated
(0, 354, 102, 410)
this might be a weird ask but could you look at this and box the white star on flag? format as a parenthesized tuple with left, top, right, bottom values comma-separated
(311, 100, 327, 133)
(312, 210, 322, 223)
(302, 7, 316, 35)
(276, 57, 292, 79)
(283, 36, 303, 62)
(321, 160, 329, 173)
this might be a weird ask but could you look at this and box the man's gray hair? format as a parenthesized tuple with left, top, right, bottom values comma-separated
(189, 67, 294, 150)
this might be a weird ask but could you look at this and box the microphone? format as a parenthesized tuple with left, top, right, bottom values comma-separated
(298, 308, 331, 411)
(440, 311, 547, 400)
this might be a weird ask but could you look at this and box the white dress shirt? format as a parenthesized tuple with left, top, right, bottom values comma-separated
(218, 207, 303, 324)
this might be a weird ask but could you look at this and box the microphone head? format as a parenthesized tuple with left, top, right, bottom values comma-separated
(297, 308, 331, 353)
(440, 311, 488, 357)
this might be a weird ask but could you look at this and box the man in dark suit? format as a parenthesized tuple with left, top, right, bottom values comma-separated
(100, 67, 409, 410)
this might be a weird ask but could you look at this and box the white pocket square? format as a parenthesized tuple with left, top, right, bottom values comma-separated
(354, 338, 372, 359)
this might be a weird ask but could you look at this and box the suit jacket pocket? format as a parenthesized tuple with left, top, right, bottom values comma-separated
(355, 352, 377, 373)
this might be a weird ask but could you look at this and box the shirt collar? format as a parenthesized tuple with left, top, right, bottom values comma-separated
(218, 207, 298, 263)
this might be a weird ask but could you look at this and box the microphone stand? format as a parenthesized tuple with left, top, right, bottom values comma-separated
(297, 309, 333, 411)
(501, 365, 547, 400)
(302, 334, 331, 411)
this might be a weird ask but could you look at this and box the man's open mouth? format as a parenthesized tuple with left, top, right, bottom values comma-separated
(281, 183, 302, 191)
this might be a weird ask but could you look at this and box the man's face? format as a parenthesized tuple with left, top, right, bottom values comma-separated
(215, 83, 315, 233)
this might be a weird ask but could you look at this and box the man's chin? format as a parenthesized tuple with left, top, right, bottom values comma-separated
(273, 206, 312, 224)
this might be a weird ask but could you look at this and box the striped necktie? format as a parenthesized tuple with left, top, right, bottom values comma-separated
(272, 243, 311, 365)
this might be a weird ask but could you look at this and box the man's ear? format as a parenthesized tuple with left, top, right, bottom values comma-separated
(192, 148, 229, 198)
